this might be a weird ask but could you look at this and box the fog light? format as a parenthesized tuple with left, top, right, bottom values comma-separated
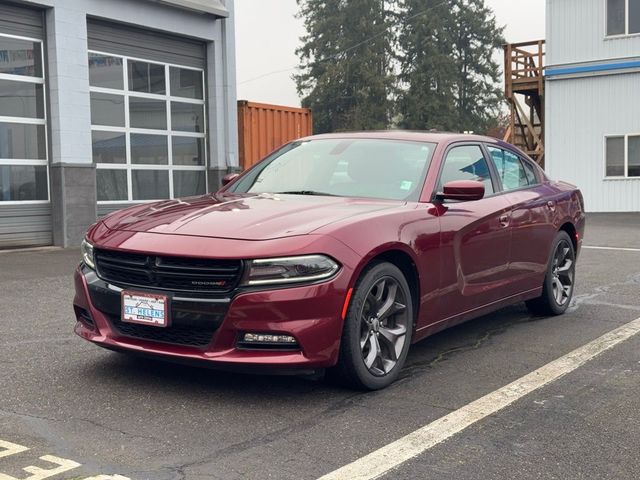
(242, 333, 297, 344)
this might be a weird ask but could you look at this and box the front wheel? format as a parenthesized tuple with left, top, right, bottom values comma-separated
(330, 262, 413, 390)
(526, 230, 576, 316)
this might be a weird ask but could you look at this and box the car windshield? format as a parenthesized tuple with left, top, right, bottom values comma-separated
(228, 138, 436, 201)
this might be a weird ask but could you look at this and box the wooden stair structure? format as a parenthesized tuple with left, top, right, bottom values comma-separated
(503, 40, 545, 167)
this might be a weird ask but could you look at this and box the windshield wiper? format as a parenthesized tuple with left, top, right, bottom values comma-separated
(275, 190, 337, 197)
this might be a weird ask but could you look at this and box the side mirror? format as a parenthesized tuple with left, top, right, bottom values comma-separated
(221, 173, 240, 186)
(438, 180, 485, 202)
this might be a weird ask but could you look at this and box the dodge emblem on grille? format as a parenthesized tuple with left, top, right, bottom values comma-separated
(191, 280, 226, 287)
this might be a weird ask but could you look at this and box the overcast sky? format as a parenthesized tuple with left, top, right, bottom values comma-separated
(235, 0, 546, 107)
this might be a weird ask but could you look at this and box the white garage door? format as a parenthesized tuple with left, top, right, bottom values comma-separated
(0, 4, 52, 248)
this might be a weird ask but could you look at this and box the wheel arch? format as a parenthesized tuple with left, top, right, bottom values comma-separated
(350, 245, 421, 329)
(559, 221, 578, 252)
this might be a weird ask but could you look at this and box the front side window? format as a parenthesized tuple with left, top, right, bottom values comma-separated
(606, 135, 640, 177)
(437, 145, 494, 196)
(229, 139, 435, 201)
(607, 0, 640, 36)
(0, 34, 48, 202)
(89, 52, 207, 203)
(487, 146, 534, 191)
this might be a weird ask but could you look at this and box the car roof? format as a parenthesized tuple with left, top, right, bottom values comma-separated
(297, 130, 505, 146)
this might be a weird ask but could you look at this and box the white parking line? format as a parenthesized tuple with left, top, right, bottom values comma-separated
(318, 315, 640, 480)
(583, 245, 640, 252)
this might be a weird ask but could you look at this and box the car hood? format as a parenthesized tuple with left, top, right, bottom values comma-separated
(102, 193, 404, 240)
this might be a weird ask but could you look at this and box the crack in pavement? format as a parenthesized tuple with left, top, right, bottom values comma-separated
(0, 407, 169, 446)
(162, 377, 463, 478)
(578, 301, 640, 312)
(396, 315, 539, 385)
(164, 391, 368, 479)
(569, 272, 640, 312)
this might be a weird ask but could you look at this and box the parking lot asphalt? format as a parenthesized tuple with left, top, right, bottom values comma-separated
(0, 213, 639, 479)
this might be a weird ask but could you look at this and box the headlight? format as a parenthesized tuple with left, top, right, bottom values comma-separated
(242, 255, 340, 286)
(81, 239, 95, 269)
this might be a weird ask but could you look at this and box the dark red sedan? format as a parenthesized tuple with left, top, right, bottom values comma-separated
(74, 132, 585, 389)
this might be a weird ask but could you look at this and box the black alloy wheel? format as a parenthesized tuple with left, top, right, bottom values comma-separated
(330, 262, 413, 390)
(526, 230, 576, 316)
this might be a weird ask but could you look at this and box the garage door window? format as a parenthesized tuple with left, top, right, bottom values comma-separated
(0, 33, 49, 203)
(606, 135, 640, 178)
(89, 51, 207, 203)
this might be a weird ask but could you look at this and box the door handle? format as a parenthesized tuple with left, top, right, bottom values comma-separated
(499, 214, 510, 228)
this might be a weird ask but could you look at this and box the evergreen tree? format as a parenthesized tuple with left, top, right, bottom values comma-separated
(397, 0, 457, 130)
(397, 0, 504, 133)
(449, 0, 505, 133)
(295, 0, 397, 133)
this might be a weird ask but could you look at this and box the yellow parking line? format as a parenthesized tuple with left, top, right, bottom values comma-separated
(0, 441, 28, 459)
(0, 439, 131, 480)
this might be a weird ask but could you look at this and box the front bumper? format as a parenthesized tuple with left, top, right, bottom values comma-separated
(73, 265, 349, 370)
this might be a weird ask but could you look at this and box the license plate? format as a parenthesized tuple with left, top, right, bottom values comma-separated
(121, 291, 169, 327)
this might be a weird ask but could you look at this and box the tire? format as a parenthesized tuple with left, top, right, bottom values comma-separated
(329, 261, 414, 390)
(526, 230, 576, 316)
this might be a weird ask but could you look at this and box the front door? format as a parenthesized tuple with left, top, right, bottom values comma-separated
(435, 144, 513, 321)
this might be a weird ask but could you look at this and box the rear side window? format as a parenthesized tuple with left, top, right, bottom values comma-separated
(438, 145, 494, 195)
(521, 159, 539, 185)
(487, 146, 533, 191)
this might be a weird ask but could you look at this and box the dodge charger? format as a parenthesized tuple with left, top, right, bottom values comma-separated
(74, 132, 585, 390)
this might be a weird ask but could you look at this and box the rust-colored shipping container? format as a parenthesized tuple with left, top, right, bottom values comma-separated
(237, 100, 313, 170)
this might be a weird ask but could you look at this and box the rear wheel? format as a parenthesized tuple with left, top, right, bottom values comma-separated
(330, 262, 413, 390)
(526, 231, 576, 316)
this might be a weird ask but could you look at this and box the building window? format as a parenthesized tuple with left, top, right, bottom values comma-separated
(605, 135, 640, 177)
(89, 51, 207, 203)
(607, 0, 640, 36)
(0, 33, 49, 203)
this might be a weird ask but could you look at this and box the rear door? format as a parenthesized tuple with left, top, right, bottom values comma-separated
(485, 145, 557, 293)
(435, 143, 513, 321)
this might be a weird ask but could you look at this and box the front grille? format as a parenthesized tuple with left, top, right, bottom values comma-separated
(109, 315, 219, 347)
(87, 280, 229, 349)
(95, 249, 243, 294)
